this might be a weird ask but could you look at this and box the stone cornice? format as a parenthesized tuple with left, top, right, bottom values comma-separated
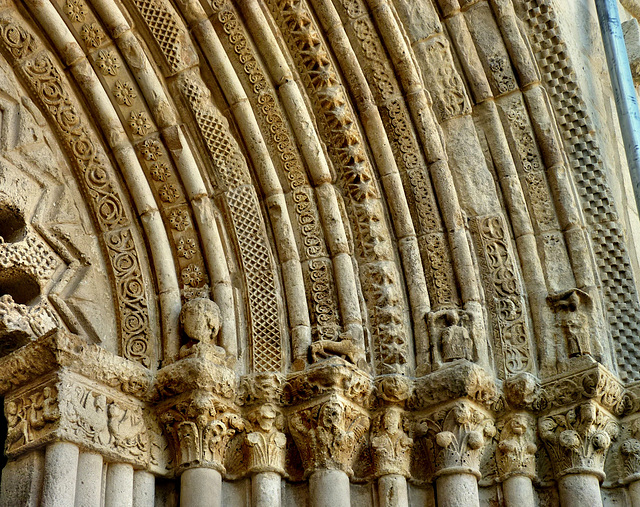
(0, 330, 153, 399)
(539, 362, 632, 417)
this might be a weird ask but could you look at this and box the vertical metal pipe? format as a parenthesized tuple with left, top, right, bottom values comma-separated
(595, 0, 640, 213)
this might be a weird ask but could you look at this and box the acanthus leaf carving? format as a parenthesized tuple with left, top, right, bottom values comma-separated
(159, 390, 244, 472)
(415, 400, 495, 477)
(245, 404, 287, 474)
(539, 400, 618, 479)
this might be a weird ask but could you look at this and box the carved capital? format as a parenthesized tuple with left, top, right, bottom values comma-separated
(245, 404, 286, 475)
(539, 400, 618, 479)
(496, 413, 537, 480)
(371, 406, 413, 477)
(158, 390, 244, 473)
(620, 417, 640, 483)
(4, 371, 150, 466)
(416, 400, 495, 478)
(289, 395, 370, 477)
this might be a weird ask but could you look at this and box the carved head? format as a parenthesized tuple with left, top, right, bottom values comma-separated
(180, 298, 221, 344)
(319, 401, 343, 430)
(251, 404, 282, 433)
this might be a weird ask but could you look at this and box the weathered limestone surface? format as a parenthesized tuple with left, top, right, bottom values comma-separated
(1, 0, 640, 505)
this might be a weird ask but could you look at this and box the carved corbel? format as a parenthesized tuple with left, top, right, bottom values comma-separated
(288, 395, 370, 477)
(416, 400, 496, 478)
(539, 400, 619, 480)
(496, 412, 537, 480)
(0, 294, 57, 356)
(371, 406, 413, 477)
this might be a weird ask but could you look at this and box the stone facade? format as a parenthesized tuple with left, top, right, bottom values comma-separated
(0, 0, 640, 505)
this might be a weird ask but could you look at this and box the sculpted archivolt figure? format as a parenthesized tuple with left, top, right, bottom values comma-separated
(179, 297, 225, 359)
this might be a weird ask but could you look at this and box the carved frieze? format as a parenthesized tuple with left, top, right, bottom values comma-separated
(470, 214, 534, 377)
(4, 371, 149, 466)
(539, 363, 630, 417)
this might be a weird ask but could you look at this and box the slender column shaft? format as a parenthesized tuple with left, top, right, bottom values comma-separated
(180, 468, 222, 507)
(377, 474, 409, 507)
(133, 470, 155, 507)
(309, 470, 350, 507)
(75, 452, 103, 507)
(41, 441, 79, 507)
(502, 475, 535, 507)
(435, 473, 479, 507)
(628, 479, 640, 507)
(558, 474, 603, 507)
(595, 0, 640, 213)
(0, 451, 44, 507)
(252, 472, 281, 507)
(105, 463, 134, 507)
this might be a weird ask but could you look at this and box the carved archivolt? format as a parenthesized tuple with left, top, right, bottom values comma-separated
(0, 0, 639, 504)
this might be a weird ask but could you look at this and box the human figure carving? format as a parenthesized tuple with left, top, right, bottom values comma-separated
(371, 406, 412, 476)
(179, 297, 223, 358)
(548, 289, 593, 358)
(428, 309, 474, 366)
(440, 311, 473, 362)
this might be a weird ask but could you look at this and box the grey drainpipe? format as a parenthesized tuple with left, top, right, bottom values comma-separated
(595, 0, 640, 213)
